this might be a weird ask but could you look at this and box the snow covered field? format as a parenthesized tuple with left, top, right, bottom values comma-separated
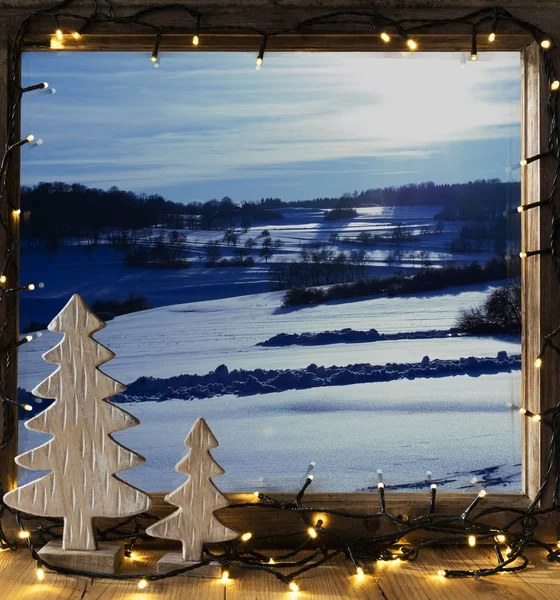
(19, 375, 521, 493)
(19, 283, 519, 388)
(18, 204, 522, 492)
(18, 283, 522, 492)
(19, 205, 494, 326)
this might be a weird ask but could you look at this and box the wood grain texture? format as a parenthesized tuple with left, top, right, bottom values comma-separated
(520, 42, 560, 505)
(0, 0, 559, 534)
(146, 418, 239, 561)
(156, 552, 223, 577)
(0, 2, 559, 50)
(3, 294, 151, 550)
(374, 546, 560, 600)
(0, 543, 559, 599)
(0, 31, 20, 496)
(38, 540, 124, 574)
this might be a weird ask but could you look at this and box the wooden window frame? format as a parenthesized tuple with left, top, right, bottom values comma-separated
(0, 6, 558, 539)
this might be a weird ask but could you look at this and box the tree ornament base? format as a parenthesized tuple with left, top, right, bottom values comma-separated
(156, 552, 223, 578)
(38, 540, 124, 574)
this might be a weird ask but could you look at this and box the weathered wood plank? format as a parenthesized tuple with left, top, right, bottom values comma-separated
(0, 3, 557, 49)
(2, 544, 558, 600)
(521, 42, 560, 507)
(20, 33, 534, 53)
(376, 547, 560, 600)
(0, 545, 89, 599)
(0, 30, 20, 497)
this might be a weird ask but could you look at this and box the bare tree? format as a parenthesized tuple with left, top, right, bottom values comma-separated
(203, 240, 221, 265)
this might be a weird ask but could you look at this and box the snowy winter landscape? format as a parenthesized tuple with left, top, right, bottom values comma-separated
(17, 51, 522, 493)
(17, 205, 522, 493)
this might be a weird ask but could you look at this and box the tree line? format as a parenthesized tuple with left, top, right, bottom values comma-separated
(281, 257, 519, 306)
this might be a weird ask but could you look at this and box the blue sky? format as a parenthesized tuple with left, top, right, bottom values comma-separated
(20, 51, 521, 204)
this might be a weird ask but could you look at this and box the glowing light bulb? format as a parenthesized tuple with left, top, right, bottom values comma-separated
(431, 483, 437, 490)
(532, 414, 542, 422)
(25, 335, 33, 342)
(253, 491, 260, 498)
(535, 357, 543, 368)
(23, 404, 33, 411)
(468, 535, 476, 547)
(0, 275, 5, 283)
(36, 567, 45, 580)
(151, 55, 158, 63)
(407, 39, 418, 51)
(520, 159, 528, 166)
(56, 29, 63, 41)
(18, 530, 30, 539)
(268, 558, 276, 564)
(471, 54, 478, 62)
(437, 569, 447, 577)
(13, 209, 21, 216)
(137, 579, 147, 589)
(478, 489, 487, 498)
(26, 135, 34, 142)
(256, 57, 263, 67)
(517, 205, 524, 213)
(193, 35, 199, 46)
(505, 547, 512, 555)
(307, 527, 317, 539)
(72, 32, 81, 40)
(220, 571, 230, 583)
(552, 80, 560, 91)
(356, 566, 365, 580)
(241, 532, 252, 542)
(496, 534, 506, 543)
(380, 32, 391, 43)
(378, 482, 385, 489)
(489, 32, 496, 42)
(50, 39, 63, 50)
(288, 581, 299, 592)
(519, 251, 527, 258)
(308, 474, 314, 481)
(541, 39, 552, 49)
(28, 283, 35, 291)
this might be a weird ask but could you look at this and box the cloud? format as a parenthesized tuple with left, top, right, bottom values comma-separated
(21, 51, 520, 200)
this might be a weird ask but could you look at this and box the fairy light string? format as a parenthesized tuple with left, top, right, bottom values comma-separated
(0, 1, 558, 591)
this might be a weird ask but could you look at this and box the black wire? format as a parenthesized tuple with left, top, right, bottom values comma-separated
(0, 2, 559, 590)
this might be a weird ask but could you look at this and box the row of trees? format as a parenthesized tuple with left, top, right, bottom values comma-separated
(203, 233, 282, 266)
(21, 182, 187, 239)
(281, 257, 517, 306)
(124, 231, 190, 268)
(269, 244, 369, 289)
(285, 179, 520, 218)
(330, 221, 444, 249)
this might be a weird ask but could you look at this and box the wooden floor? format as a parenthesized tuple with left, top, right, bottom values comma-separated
(1, 544, 559, 599)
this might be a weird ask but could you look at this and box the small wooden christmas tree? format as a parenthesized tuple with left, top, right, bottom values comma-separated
(3, 294, 151, 571)
(146, 418, 239, 575)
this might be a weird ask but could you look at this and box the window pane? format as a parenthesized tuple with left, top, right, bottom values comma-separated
(18, 51, 521, 493)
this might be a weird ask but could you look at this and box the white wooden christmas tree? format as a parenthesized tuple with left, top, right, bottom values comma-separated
(3, 294, 151, 571)
(146, 417, 239, 576)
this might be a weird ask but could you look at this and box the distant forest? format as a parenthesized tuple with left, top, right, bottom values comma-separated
(282, 179, 520, 222)
(20, 179, 520, 241)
